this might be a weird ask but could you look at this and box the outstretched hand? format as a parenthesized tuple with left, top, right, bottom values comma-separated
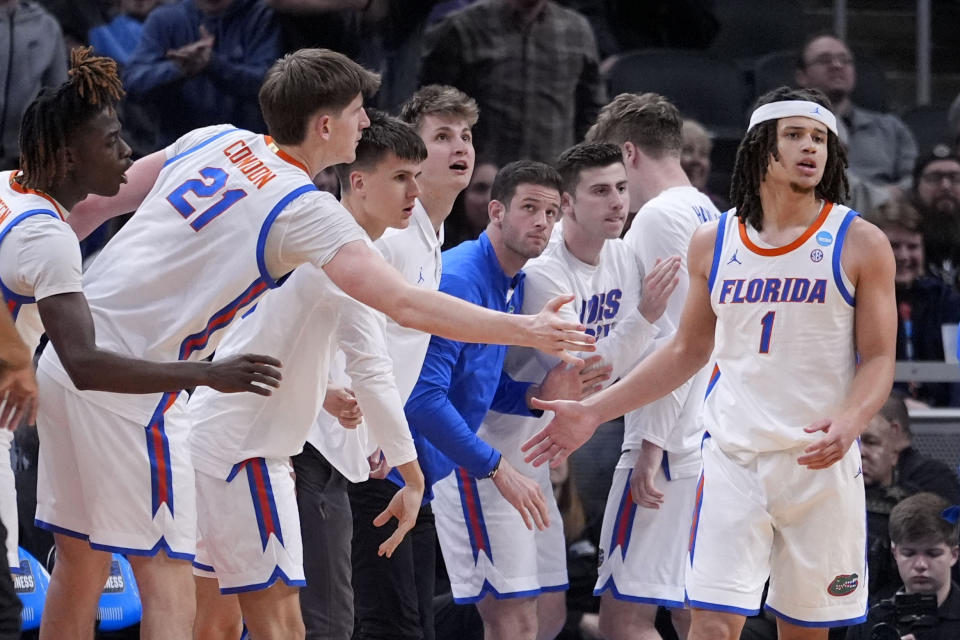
(206, 353, 282, 396)
(521, 397, 600, 467)
(639, 256, 682, 323)
(528, 295, 595, 367)
(538, 355, 612, 403)
(797, 416, 859, 469)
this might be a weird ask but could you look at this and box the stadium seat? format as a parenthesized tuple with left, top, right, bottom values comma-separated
(707, 0, 806, 61)
(902, 105, 952, 152)
(606, 49, 749, 140)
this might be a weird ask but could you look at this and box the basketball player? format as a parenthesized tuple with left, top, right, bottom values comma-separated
(188, 111, 429, 640)
(524, 87, 897, 640)
(302, 85, 479, 640)
(34, 49, 591, 640)
(431, 142, 680, 640)
(0, 48, 287, 639)
(584, 93, 720, 640)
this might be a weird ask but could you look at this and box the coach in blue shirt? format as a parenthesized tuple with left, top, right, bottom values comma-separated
(352, 161, 590, 640)
(392, 160, 580, 508)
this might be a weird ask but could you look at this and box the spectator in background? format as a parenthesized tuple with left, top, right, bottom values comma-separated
(847, 492, 960, 640)
(796, 33, 917, 201)
(89, 0, 161, 67)
(0, 0, 67, 170)
(87, 0, 163, 192)
(912, 145, 960, 287)
(124, 0, 280, 147)
(873, 196, 960, 406)
(861, 410, 911, 604)
(34, 0, 109, 48)
(881, 390, 960, 504)
(680, 119, 729, 212)
(443, 158, 497, 249)
(421, 0, 606, 166)
(263, 0, 364, 56)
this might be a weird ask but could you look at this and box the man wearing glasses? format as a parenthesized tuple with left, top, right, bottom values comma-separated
(796, 33, 918, 201)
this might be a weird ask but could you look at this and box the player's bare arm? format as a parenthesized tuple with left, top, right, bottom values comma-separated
(322, 240, 595, 365)
(522, 222, 720, 467)
(797, 217, 897, 470)
(0, 306, 38, 428)
(67, 150, 166, 240)
(38, 292, 283, 395)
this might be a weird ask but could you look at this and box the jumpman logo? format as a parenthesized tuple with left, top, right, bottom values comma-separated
(854, 467, 863, 479)
(811, 106, 821, 115)
(418, 267, 425, 284)
(727, 250, 742, 266)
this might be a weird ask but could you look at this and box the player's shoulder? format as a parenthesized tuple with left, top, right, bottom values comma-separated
(7, 214, 79, 266)
(522, 240, 572, 283)
(599, 236, 640, 264)
(7, 210, 70, 241)
(280, 187, 345, 219)
(164, 124, 240, 161)
(631, 187, 720, 232)
(842, 209, 890, 253)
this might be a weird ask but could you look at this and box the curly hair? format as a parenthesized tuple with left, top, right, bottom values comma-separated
(729, 87, 848, 231)
(18, 47, 125, 192)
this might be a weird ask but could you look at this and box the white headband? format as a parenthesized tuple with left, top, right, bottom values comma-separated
(747, 100, 838, 135)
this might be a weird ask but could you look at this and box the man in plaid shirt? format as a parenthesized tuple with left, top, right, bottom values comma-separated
(421, 0, 607, 166)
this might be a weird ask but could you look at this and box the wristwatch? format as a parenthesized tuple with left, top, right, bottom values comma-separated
(487, 455, 502, 480)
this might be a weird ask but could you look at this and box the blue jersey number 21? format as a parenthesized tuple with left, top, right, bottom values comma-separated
(759, 311, 776, 354)
(167, 167, 247, 231)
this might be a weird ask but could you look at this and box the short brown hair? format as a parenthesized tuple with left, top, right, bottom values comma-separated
(869, 194, 922, 233)
(334, 110, 427, 192)
(491, 160, 562, 209)
(259, 48, 381, 145)
(398, 84, 479, 132)
(555, 142, 624, 195)
(585, 93, 682, 158)
(890, 492, 959, 547)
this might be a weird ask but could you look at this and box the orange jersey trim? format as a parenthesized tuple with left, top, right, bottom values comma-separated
(264, 136, 309, 174)
(737, 201, 834, 257)
(9, 172, 66, 220)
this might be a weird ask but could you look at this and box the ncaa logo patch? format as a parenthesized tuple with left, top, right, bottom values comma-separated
(827, 573, 858, 596)
(810, 249, 824, 263)
(816, 231, 833, 246)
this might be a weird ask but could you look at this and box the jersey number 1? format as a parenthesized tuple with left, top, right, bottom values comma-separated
(167, 167, 247, 231)
(759, 311, 775, 354)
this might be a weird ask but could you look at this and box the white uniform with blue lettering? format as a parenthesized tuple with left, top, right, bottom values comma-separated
(34, 125, 365, 558)
(596, 186, 719, 606)
(433, 237, 658, 603)
(0, 172, 83, 573)
(188, 239, 417, 592)
(686, 202, 867, 626)
(308, 199, 442, 479)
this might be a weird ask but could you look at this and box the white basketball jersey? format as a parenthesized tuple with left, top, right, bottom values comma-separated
(623, 186, 720, 463)
(480, 239, 645, 464)
(706, 202, 858, 459)
(39, 127, 335, 423)
(0, 171, 69, 351)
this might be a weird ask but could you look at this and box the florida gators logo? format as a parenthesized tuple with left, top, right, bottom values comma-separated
(827, 573, 858, 596)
